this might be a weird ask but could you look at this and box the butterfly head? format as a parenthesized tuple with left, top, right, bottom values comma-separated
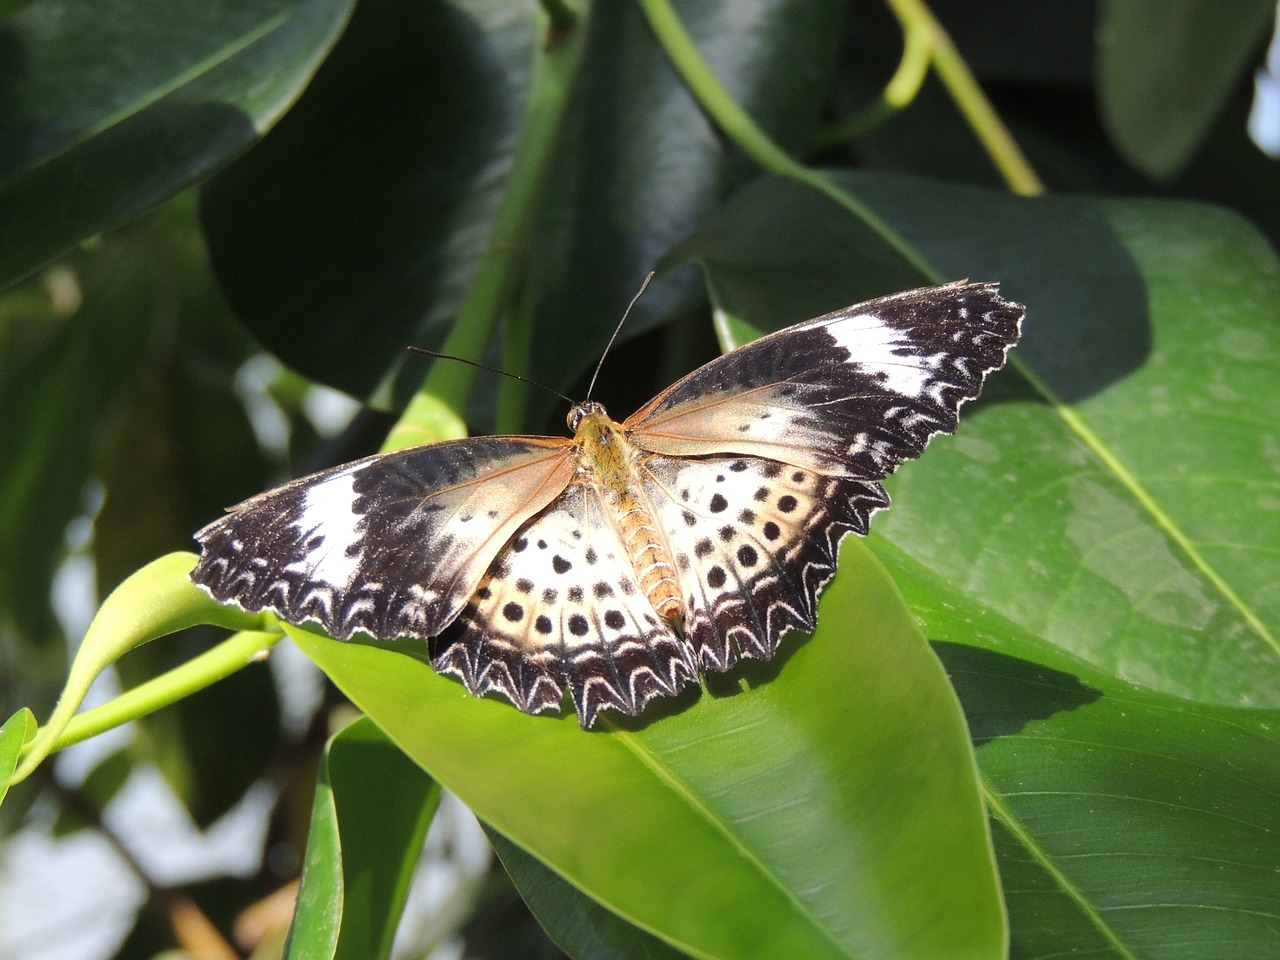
(566, 400, 608, 433)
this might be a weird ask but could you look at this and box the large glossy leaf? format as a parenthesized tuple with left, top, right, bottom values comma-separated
(0, 0, 354, 289)
(526, 0, 847, 405)
(285, 716, 439, 960)
(1096, 0, 1276, 180)
(870, 536, 1280, 956)
(668, 172, 1280, 711)
(953, 646, 1280, 959)
(488, 829, 689, 960)
(200, 0, 847, 411)
(200, 0, 539, 403)
(294, 539, 1004, 960)
(655, 171, 1280, 954)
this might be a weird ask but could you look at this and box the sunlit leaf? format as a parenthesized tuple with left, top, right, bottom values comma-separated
(295, 540, 1004, 960)
(285, 716, 440, 960)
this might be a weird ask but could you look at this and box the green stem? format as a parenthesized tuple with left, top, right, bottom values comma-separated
(811, 23, 932, 148)
(384, 3, 589, 450)
(37, 630, 284, 757)
(884, 0, 1044, 196)
(635, 0, 940, 282)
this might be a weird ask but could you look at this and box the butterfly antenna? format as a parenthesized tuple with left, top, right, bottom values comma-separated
(406, 346, 574, 406)
(584, 271, 655, 402)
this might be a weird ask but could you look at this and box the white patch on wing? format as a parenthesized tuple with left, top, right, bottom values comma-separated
(285, 468, 364, 589)
(822, 312, 944, 399)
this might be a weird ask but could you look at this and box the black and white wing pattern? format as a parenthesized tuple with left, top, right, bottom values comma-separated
(622, 281, 1023, 673)
(638, 454, 889, 674)
(430, 481, 699, 727)
(192, 281, 1023, 727)
(192, 437, 576, 640)
(628, 280, 1023, 479)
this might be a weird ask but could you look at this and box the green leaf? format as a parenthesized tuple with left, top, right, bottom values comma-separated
(285, 715, 440, 960)
(294, 539, 1004, 960)
(867, 541, 1280, 954)
(659, 178, 930, 347)
(663, 170, 1280, 951)
(488, 829, 689, 960)
(1096, 0, 1276, 180)
(0, 709, 36, 810)
(942, 643, 1280, 959)
(0, 0, 355, 288)
(671, 172, 1280, 710)
(200, 0, 540, 403)
(8, 552, 270, 784)
(200, 0, 847, 414)
(528, 0, 848, 404)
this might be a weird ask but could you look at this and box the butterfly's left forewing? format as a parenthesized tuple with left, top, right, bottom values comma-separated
(192, 436, 576, 641)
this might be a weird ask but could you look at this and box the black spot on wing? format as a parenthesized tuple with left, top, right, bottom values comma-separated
(645, 454, 889, 673)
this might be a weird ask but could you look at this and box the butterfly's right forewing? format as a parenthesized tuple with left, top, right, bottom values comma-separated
(627, 281, 1023, 481)
(625, 282, 1023, 674)
(192, 437, 576, 641)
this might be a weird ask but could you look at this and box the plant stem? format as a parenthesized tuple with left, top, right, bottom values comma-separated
(41, 630, 282, 756)
(387, 3, 589, 449)
(811, 23, 932, 147)
(635, 0, 940, 282)
(883, 0, 1044, 196)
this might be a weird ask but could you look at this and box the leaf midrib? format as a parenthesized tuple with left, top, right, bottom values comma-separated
(608, 725, 855, 959)
(983, 783, 1141, 960)
(1010, 354, 1279, 660)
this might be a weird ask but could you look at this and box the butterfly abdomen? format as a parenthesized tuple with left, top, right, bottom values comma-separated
(615, 491, 683, 621)
(572, 403, 684, 623)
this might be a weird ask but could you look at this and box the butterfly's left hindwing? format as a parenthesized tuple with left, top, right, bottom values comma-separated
(431, 481, 698, 727)
(192, 437, 575, 641)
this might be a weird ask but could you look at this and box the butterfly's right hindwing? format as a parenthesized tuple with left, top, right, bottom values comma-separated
(641, 453, 888, 671)
(192, 437, 575, 641)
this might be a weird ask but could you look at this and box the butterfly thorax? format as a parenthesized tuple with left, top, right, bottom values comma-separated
(568, 401, 684, 623)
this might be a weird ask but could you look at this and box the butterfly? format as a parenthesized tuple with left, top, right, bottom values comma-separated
(192, 281, 1023, 727)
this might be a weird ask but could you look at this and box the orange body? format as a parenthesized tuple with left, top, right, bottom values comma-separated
(570, 403, 683, 622)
